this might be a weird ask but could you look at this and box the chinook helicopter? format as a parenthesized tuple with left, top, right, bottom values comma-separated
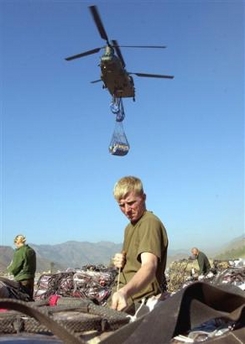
(65, 5, 174, 102)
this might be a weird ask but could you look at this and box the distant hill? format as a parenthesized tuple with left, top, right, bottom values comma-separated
(0, 236, 244, 274)
(0, 247, 13, 272)
(31, 241, 122, 271)
(0, 241, 122, 274)
(0, 246, 65, 274)
(166, 235, 245, 262)
(213, 235, 245, 260)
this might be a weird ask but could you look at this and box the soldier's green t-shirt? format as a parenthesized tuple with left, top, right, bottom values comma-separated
(116, 210, 168, 304)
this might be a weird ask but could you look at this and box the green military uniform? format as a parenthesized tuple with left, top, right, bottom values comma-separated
(7, 244, 36, 298)
(197, 251, 211, 274)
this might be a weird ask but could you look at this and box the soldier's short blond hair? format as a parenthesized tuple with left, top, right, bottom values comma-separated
(113, 176, 144, 201)
(14, 234, 26, 244)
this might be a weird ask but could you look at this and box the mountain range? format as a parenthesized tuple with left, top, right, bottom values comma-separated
(0, 235, 244, 274)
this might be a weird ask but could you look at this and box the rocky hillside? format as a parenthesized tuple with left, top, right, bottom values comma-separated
(214, 236, 245, 260)
(0, 236, 244, 274)
(0, 241, 122, 274)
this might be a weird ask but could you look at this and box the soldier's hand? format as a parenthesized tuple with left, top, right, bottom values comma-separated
(111, 290, 128, 311)
(113, 251, 126, 269)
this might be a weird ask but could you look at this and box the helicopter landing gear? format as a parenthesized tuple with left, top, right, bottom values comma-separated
(109, 97, 130, 156)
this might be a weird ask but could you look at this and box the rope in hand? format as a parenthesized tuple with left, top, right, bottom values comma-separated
(116, 251, 126, 292)
(117, 268, 121, 292)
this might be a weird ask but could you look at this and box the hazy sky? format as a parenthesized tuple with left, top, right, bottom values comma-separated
(1, 0, 244, 251)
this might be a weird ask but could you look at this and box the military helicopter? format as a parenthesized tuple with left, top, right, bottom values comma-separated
(65, 5, 174, 102)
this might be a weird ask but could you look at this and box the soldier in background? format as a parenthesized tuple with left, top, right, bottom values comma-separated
(6, 234, 36, 300)
(191, 247, 211, 275)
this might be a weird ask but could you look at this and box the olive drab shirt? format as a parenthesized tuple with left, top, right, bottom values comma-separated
(118, 211, 168, 303)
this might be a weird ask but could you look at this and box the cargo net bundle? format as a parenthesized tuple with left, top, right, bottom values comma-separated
(34, 265, 117, 305)
(109, 98, 130, 156)
(167, 258, 245, 294)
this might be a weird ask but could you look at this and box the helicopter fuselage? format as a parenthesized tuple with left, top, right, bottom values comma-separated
(65, 6, 173, 102)
(100, 53, 135, 100)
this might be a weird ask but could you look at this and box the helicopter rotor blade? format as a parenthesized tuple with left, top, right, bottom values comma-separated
(111, 40, 126, 68)
(65, 47, 102, 61)
(91, 79, 102, 84)
(118, 45, 167, 49)
(89, 6, 110, 44)
(131, 72, 174, 79)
